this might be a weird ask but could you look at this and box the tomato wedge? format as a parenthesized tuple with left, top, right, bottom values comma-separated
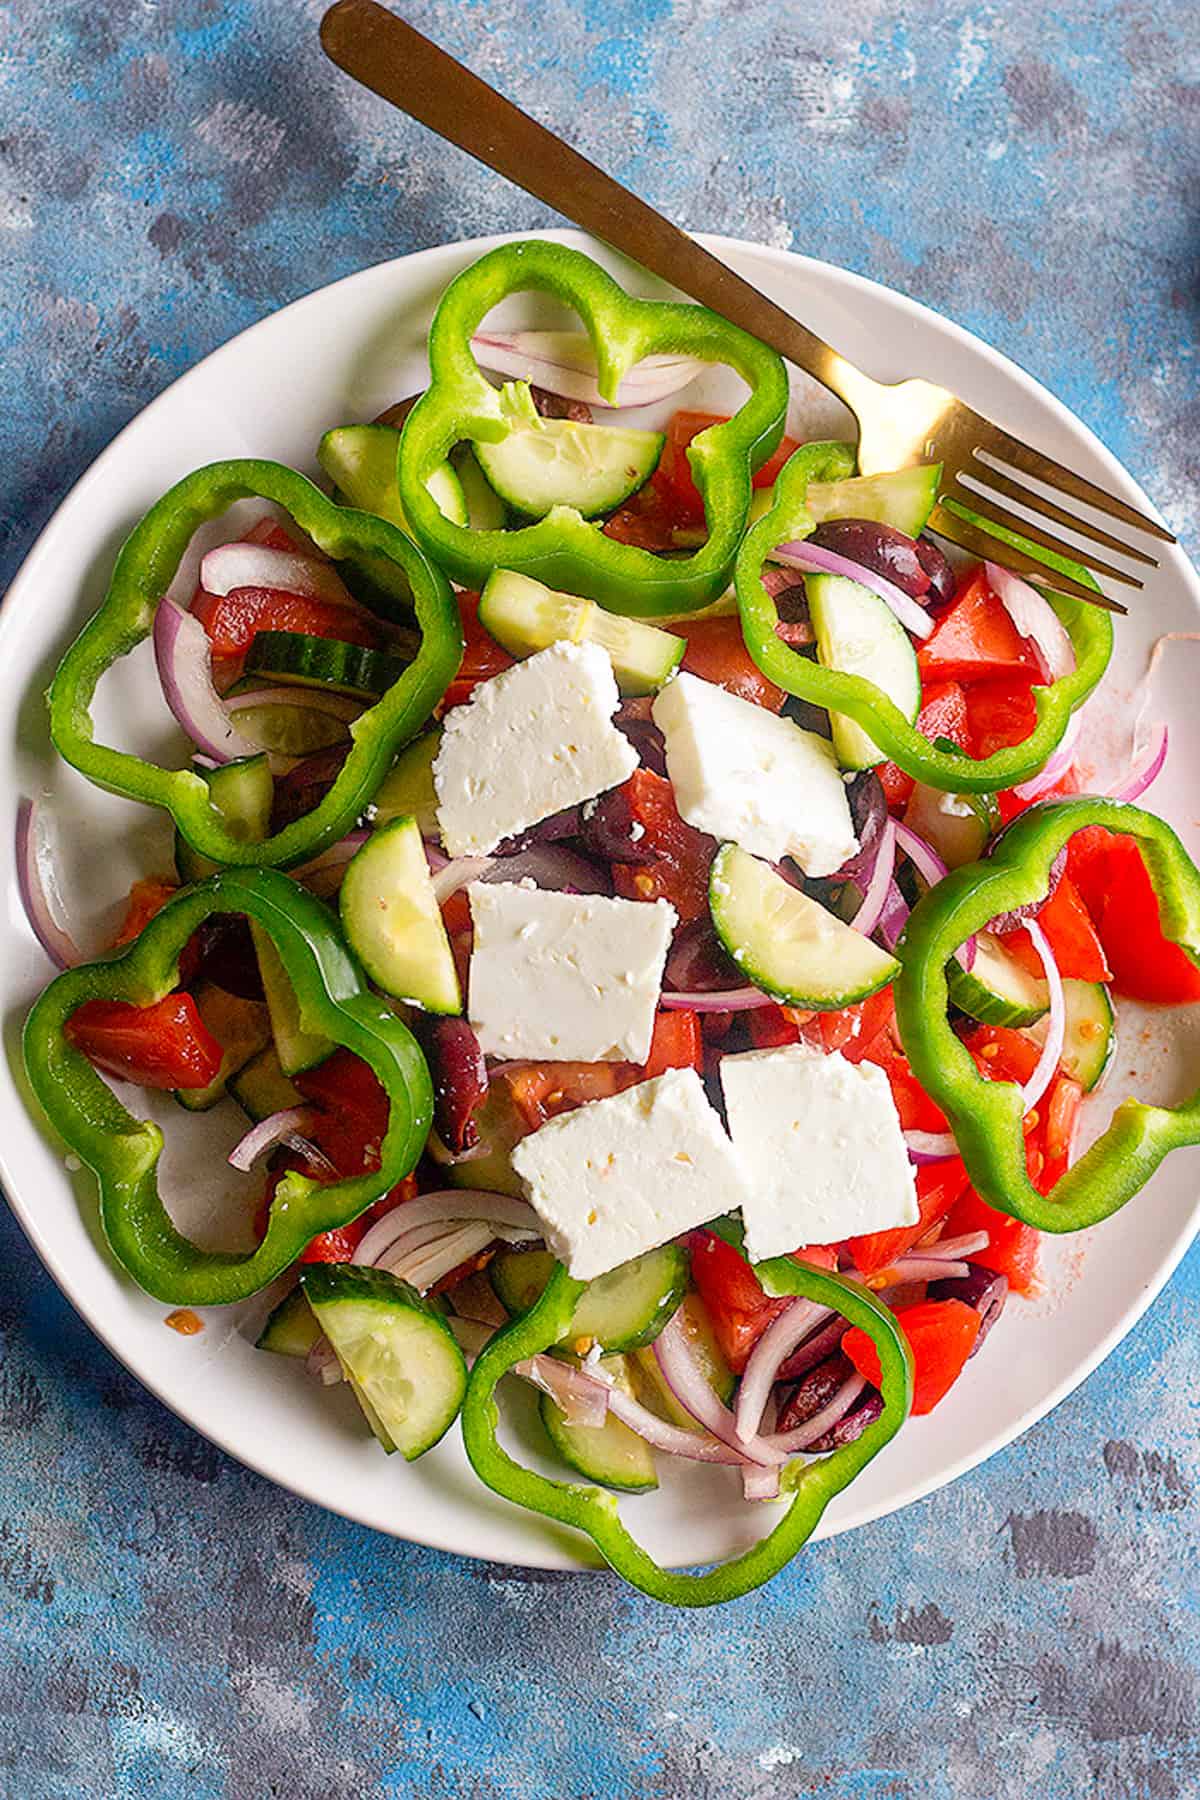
(655, 410, 800, 522)
(610, 769, 717, 924)
(66, 993, 223, 1090)
(965, 673, 1039, 760)
(1068, 827, 1200, 1004)
(843, 1298, 981, 1415)
(998, 873, 1111, 984)
(918, 568, 1042, 686)
(191, 585, 380, 663)
(440, 589, 514, 711)
(847, 1156, 970, 1279)
(943, 1185, 1040, 1295)
(878, 680, 972, 810)
(681, 617, 785, 711)
(640, 1009, 703, 1078)
(687, 1229, 789, 1373)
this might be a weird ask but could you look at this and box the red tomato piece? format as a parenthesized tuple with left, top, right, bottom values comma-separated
(860, 1032, 951, 1133)
(877, 681, 972, 810)
(440, 590, 514, 711)
(943, 1185, 1041, 1295)
(297, 1174, 419, 1264)
(610, 769, 716, 924)
(66, 993, 223, 1091)
(1068, 827, 1200, 1005)
(602, 469, 697, 551)
(640, 1009, 703, 1078)
(687, 1229, 789, 1373)
(999, 873, 1111, 984)
(747, 1004, 812, 1049)
(111, 876, 180, 947)
(918, 568, 1043, 686)
(847, 1156, 970, 1278)
(813, 988, 897, 1063)
(680, 617, 784, 711)
(501, 1062, 624, 1133)
(294, 1048, 392, 1176)
(965, 673, 1039, 761)
(843, 1298, 981, 1414)
(655, 411, 800, 523)
(191, 585, 380, 662)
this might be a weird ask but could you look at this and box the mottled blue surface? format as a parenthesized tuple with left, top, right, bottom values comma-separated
(2, 2, 1199, 1796)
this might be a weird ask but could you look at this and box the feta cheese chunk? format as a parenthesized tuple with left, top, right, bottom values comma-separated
(433, 640, 638, 857)
(468, 882, 676, 1062)
(720, 1043, 917, 1259)
(511, 1067, 749, 1281)
(651, 671, 858, 876)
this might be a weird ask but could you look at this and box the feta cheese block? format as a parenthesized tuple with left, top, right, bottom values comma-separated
(719, 1043, 918, 1260)
(651, 671, 858, 876)
(433, 639, 638, 857)
(467, 881, 676, 1063)
(511, 1067, 750, 1281)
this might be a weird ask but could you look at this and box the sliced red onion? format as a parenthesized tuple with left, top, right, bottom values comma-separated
(16, 799, 83, 969)
(1107, 722, 1168, 804)
(880, 1255, 970, 1284)
(848, 818, 897, 937)
(380, 1222, 498, 1292)
(742, 1459, 781, 1502)
(228, 1106, 317, 1173)
(761, 1372, 868, 1454)
(306, 1334, 343, 1386)
(893, 820, 975, 969)
(355, 1191, 541, 1270)
(153, 600, 265, 763)
(915, 1230, 990, 1260)
(1020, 918, 1064, 1116)
(469, 329, 705, 409)
(1010, 713, 1082, 803)
(198, 542, 352, 604)
(653, 1310, 786, 1466)
(432, 844, 610, 906)
(985, 561, 1075, 681)
(660, 985, 774, 1013)
(905, 1129, 961, 1162)
(772, 541, 934, 640)
(518, 1352, 610, 1428)
(878, 879, 910, 953)
(734, 1298, 832, 1444)
(776, 1317, 849, 1383)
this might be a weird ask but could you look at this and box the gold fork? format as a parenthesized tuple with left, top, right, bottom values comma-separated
(320, 0, 1174, 613)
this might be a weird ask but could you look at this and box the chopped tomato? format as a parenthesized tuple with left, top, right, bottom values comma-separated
(440, 590, 514, 711)
(842, 1298, 981, 1415)
(294, 1048, 393, 1176)
(680, 617, 784, 711)
(603, 474, 696, 551)
(242, 516, 315, 554)
(112, 876, 179, 947)
(848, 1156, 970, 1278)
(878, 681, 971, 810)
(747, 1003, 813, 1050)
(860, 1031, 951, 1133)
(640, 1009, 703, 1079)
(962, 1021, 1039, 1085)
(298, 1175, 419, 1264)
(918, 567, 1043, 686)
(943, 1185, 1040, 1294)
(191, 585, 379, 662)
(998, 873, 1111, 984)
(810, 988, 897, 1062)
(1042, 1074, 1083, 1189)
(610, 769, 716, 924)
(655, 412, 801, 523)
(687, 1229, 789, 1372)
(1068, 827, 1200, 1005)
(501, 1061, 624, 1132)
(965, 673, 1039, 760)
(66, 993, 223, 1090)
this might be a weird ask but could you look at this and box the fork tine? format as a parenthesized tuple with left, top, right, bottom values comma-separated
(971, 432, 1175, 544)
(941, 494, 1142, 588)
(926, 504, 1128, 613)
(958, 463, 1159, 568)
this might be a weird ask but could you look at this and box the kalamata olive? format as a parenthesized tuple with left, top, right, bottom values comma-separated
(776, 1316, 847, 1382)
(578, 782, 651, 863)
(916, 535, 956, 609)
(374, 395, 422, 430)
(186, 913, 264, 1001)
(781, 664, 833, 740)
(493, 804, 584, 856)
(613, 697, 667, 775)
(530, 385, 593, 424)
(771, 581, 813, 646)
(807, 1390, 884, 1451)
(809, 518, 931, 600)
(413, 1016, 489, 1153)
(777, 1352, 856, 1430)
(664, 917, 744, 993)
(270, 747, 348, 833)
(928, 1262, 1009, 1355)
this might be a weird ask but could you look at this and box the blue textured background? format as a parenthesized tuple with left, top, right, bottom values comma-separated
(3, 3, 1199, 1796)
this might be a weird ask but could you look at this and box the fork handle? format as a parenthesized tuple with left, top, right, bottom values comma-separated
(320, 0, 873, 412)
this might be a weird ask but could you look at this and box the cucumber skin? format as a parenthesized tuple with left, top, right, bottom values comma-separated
(947, 932, 1049, 1028)
(256, 1287, 321, 1358)
(539, 1378, 658, 1493)
(338, 816, 461, 1014)
(245, 630, 408, 700)
(489, 1245, 689, 1353)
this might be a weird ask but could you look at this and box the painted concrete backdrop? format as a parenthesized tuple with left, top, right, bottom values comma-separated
(2, 2, 1199, 1796)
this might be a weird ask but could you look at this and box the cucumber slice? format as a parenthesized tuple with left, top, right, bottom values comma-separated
(251, 923, 334, 1074)
(445, 1082, 527, 1198)
(175, 753, 274, 882)
(256, 1286, 321, 1358)
(806, 572, 921, 769)
(318, 423, 468, 531)
(372, 729, 442, 838)
(903, 782, 1000, 871)
(227, 701, 353, 757)
(806, 464, 942, 537)
(452, 445, 508, 531)
(474, 381, 663, 519)
(630, 1290, 735, 1430)
(947, 930, 1049, 1027)
(245, 630, 409, 701)
(478, 569, 683, 695)
(173, 983, 272, 1111)
(1028, 978, 1115, 1092)
(301, 1263, 467, 1459)
(539, 1355, 657, 1492)
(229, 1045, 303, 1122)
(489, 1244, 689, 1353)
(710, 844, 899, 1009)
(339, 816, 461, 1012)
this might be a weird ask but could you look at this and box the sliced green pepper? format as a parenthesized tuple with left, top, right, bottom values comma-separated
(49, 461, 461, 868)
(397, 240, 790, 617)
(735, 444, 1113, 792)
(461, 1260, 911, 1606)
(895, 798, 1200, 1229)
(23, 868, 432, 1304)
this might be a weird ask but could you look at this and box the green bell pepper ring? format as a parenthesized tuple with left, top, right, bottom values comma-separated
(735, 443, 1113, 793)
(895, 798, 1200, 1230)
(397, 239, 790, 618)
(49, 460, 462, 868)
(461, 1260, 911, 1607)
(23, 868, 433, 1305)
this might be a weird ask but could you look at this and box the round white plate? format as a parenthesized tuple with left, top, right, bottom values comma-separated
(3, 229, 1199, 1576)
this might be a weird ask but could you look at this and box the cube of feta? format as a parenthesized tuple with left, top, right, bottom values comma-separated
(434, 640, 638, 857)
(651, 671, 858, 876)
(719, 1043, 917, 1260)
(467, 882, 676, 1062)
(511, 1067, 749, 1281)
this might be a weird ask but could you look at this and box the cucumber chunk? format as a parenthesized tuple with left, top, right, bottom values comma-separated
(805, 464, 942, 537)
(479, 569, 683, 695)
(902, 782, 999, 870)
(173, 983, 272, 1111)
(539, 1354, 658, 1492)
(339, 815, 461, 1013)
(251, 923, 334, 1074)
(474, 381, 663, 518)
(806, 572, 921, 770)
(227, 701, 353, 758)
(301, 1264, 467, 1459)
(630, 1290, 735, 1429)
(1028, 978, 1114, 1092)
(452, 445, 508, 531)
(229, 1045, 303, 1121)
(710, 843, 899, 1008)
(256, 1287, 321, 1358)
(489, 1244, 689, 1353)
(244, 631, 409, 701)
(175, 753, 274, 882)
(372, 728, 442, 839)
(947, 930, 1049, 1027)
(318, 423, 468, 532)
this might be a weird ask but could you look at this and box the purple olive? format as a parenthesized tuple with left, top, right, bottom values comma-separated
(928, 1262, 1009, 1355)
(664, 918, 743, 993)
(493, 804, 584, 856)
(187, 914, 264, 1001)
(373, 395, 422, 430)
(807, 1391, 884, 1451)
(413, 1016, 489, 1153)
(776, 1316, 847, 1383)
(530, 385, 593, 424)
(270, 747, 348, 832)
(777, 1352, 856, 1431)
(771, 581, 813, 646)
(916, 535, 956, 609)
(829, 769, 889, 892)
(613, 697, 667, 776)
(809, 518, 931, 600)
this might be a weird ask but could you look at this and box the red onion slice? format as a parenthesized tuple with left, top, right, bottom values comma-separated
(734, 1297, 833, 1443)
(1107, 722, 1168, 804)
(742, 1460, 781, 1502)
(1020, 919, 1064, 1115)
(653, 1310, 786, 1466)
(306, 1334, 344, 1386)
(772, 541, 934, 640)
(881, 1255, 971, 1284)
(915, 1230, 990, 1260)
(228, 1106, 318, 1172)
(16, 799, 83, 969)
(1010, 712, 1082, 801)
(379, 1222, 498, 1292)
(431, 844, 610, 906)
(660, 986, 774, 1013)
(905, 1129, 961, 1162)
(517, 1353, 610, 1428)
(894, 819, 976, 970)
(469, 329, 706, 409)
(355, 1190, 541, 1270)
(198, 542, 352, 604)
(848, 818, 898, 938)
(984, 561, 1075, 681)
(153, 600, 265, 763)
(878, 879, 910, 953)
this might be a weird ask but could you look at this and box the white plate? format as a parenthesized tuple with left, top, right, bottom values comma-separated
(3, 229, 1199, 1576)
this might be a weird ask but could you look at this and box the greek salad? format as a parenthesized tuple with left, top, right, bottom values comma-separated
(18, 240, 1200, 1607)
